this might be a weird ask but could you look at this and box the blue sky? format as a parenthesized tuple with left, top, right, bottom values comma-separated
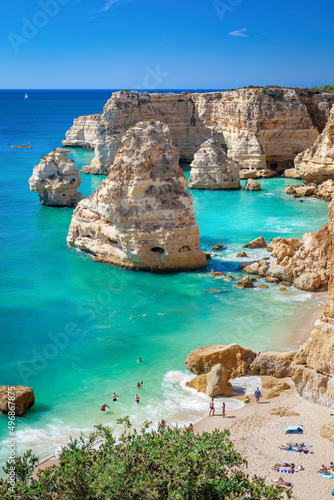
(1, 0, 333, 89)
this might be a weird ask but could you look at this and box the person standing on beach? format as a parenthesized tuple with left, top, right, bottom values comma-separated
(209, 398, 215, 416)
(254, 387, 262, 403)
(222, 402, 225, 418)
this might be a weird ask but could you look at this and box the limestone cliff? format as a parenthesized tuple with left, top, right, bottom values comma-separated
(295, 106, 334, 184)
(266, 226, 330, 291)
(249, 201, 334, 407)
(67, 121, 207, 272)
(63, 88, 334, 176)
(188, 139, 240, 189)
(29, 148, 84, 207)
(62, 114, 101, 149)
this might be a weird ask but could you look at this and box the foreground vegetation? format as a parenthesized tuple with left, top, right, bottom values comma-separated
(0, 421, 288, 499)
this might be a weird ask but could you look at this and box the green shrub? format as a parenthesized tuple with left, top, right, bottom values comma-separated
(0, 424, 287, 499)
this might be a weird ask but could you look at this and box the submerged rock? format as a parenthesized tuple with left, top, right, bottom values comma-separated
(188, 139, 240, 190)
(212, 243, 225, 250)
(29, 148, 84, 206)
(0, 386, 35, 416)
(236, 276, 255, 288)
(67, 121, 207, 272)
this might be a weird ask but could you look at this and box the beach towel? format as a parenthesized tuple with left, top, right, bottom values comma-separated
(285, 425, 303, 434)
(319, 472, 333, 479)
(276, 468, 295, 474)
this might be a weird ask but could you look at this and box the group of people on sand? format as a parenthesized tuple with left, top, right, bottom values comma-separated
(100, 358, 144, 411)
(208, 399, 226, 417)
(317, 462, 334, 474)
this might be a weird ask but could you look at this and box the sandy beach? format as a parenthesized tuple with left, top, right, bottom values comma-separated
(194, 378, 334, 500)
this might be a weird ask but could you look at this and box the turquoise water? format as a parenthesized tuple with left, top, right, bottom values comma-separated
(0, 91, 330, 465)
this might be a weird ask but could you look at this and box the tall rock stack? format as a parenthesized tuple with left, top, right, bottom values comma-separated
(29, 148, 84, 207)
(67, 121, 207, 272)
(188, 139, 240, 190)
(295, 105, 334, 184)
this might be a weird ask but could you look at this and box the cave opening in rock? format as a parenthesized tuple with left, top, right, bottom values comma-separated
(151, 247, 165, 254)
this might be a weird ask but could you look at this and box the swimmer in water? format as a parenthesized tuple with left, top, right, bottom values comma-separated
(143, 313, 148, 317)
(129, 316, 133, 319)
(135, 394, 140, 404)
(136, 382, 143, 389)
(137, 357, 143, 363)
(100, 403, 110, 411)
(158, 312, 166, 316)
(109, 392, 119, 402)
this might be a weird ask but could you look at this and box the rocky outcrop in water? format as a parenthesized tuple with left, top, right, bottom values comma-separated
(29, 148, 84, 206)
(266, 227, 329, 291)
(0, 386, 35, 416)
(185, 344, 256, 397)
(188, 139, 240, 189)
(63, 88, 334, 176)
(295, 106, 334, 184)
(67, 121, 207, 272)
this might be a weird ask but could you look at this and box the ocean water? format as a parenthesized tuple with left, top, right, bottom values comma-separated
(0, 90, 330, 466)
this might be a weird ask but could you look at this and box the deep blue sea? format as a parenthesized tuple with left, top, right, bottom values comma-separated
(0, 90, 329, 465)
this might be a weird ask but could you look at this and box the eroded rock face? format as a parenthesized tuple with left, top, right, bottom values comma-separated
(243, 236, 267, 249)
(29, 148, 84, 207)
(295, 106, 334, 184)
(0, 386, 35, 416)
(185, 344, 256, 377)
(63, 88, 334, 176)
(285, 179, 334, 202)
(67, 121, 207, 272)
(245, 178, 262, 191)
(266, 227, 330, 290)
(63, 114, 101, 149)
(188, 139, 240, 190)
(249, 352, 296, 378)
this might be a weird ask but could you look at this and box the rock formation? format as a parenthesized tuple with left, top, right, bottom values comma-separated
(295, 106, 334, 184)
(67, 121, 207, 272)
(266, 227, 329, 291)
(284, 179, 334, 201)
(0, 386, 35, 416)
(29, 148, 84, 206)
(245, 178, 262, 191)
(186, 344, 256, 377)
(187, 364, 232, 397)
(243, 236, 267, 249)
(63, 114, 101, 149)
(185, 344, 256, 397)
(188, 139, 240, 189)
(236, 276, 255, 289)
(248, 201, 334, 407)
(63, 88, 334, 176)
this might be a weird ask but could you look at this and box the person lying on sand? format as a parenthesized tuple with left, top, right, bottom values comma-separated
(279, 443, 308, 451)
(328, 462, 334, 471)
(271, 477, 292, 488)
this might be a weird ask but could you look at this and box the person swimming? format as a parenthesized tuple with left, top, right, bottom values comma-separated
(109, 392, 119, 402)
(100, 403, 110, 411)
(137, 357, 144, 363)
(136, 382, 143, 389)
(135, 394, 140, 404)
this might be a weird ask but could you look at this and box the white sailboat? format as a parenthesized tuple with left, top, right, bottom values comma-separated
(25, 93, 28, 99)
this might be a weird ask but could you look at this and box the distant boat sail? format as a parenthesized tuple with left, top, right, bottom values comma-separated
(25, 93, 28, 99)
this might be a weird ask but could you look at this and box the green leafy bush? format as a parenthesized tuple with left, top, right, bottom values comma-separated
(0, 424, 287, 499)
